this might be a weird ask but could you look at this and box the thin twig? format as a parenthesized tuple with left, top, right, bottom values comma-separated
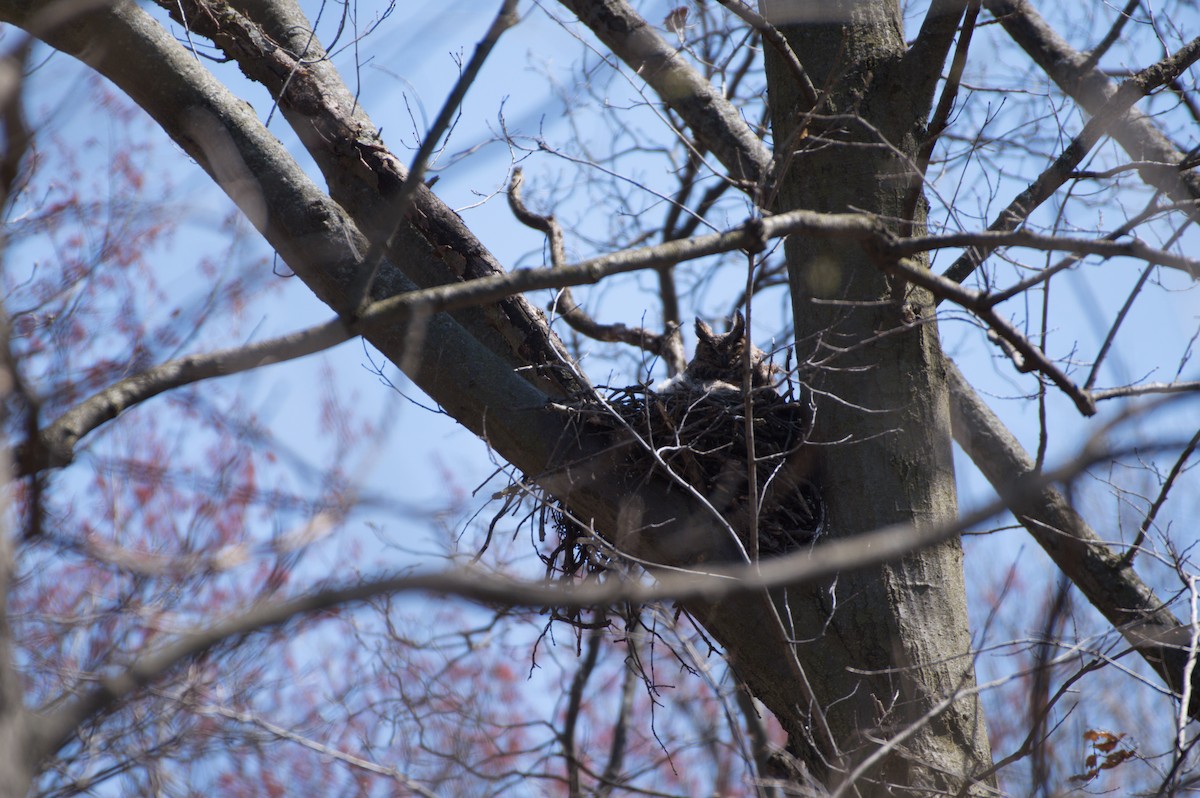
(1080, 0, 1141, 71)
(939, 31, 1200, 288)
(715, 0, 818, 109)
(347, 0, 520, 310)
(507, 168, 674, 360)
(1119, 427, 1200, 568)
(19, 319, 352, 474)
(189, 699, 440, 798)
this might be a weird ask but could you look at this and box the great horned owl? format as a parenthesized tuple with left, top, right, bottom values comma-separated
(655, 312, 776, 394)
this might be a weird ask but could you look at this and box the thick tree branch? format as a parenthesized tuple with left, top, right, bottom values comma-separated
(176, 0, 582, 397)
(0, 0, 582, 477)
(985, 0, 1200, 218)
(946, 360, 1200, 719)
(901, 0, 979, 235)
(556, 0, 772, 189)
(940, 28, 1200, 287)
(906, 0, 973, 111)
(0, 4, 845, 764)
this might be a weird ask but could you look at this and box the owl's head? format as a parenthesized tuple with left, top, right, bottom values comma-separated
(686, 312, 775, 388)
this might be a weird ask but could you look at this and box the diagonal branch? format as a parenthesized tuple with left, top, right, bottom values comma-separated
(901, 0, 980, 236)
(985, 0, 1200, 218)
(940, 27, 1200, 287)
(556, 0, 772, 188)
(946, 360, 1200, 720)
(347, 0, 519, 310)
(16, 319, 353, 475)
(715, 0, 818, 109)
(883, 256, 1097, 415)
(172, 0, 582, 397)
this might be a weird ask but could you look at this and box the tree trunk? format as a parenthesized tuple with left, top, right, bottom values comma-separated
(761, 1, 993, 792)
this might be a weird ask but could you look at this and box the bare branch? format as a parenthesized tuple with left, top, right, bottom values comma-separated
(32, 436, 1127, 765)
(940, 29, 1200, 287)
(946, 360, 1200, 719)
(1080, 0, 1141, 71)
(901, 227, 1200, 278)
(188, 699, 440, 798)
(161, 0, 582, 397)
(354, 209, 1200, 344)
(17, 320, 352, 475)
(986, 0, 1200, 218)
(347, 0, 520, 310)
(716, 0, 818, 109)
(1120, 427, 1200, 568)
(882, 257, 1097, 415)
(901, 0, 980, 236)
(560, 628, 602, 796)
(556, 0, 772, 188)
(507, 167, 675, 361)
(1092, 381, 1200, 401)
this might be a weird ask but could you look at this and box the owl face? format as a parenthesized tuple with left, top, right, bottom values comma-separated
(686, 312, 774, 388)
(691, 314, 746, 379)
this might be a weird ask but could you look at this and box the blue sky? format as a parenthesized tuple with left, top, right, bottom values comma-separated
(10, 0, 1200, 790)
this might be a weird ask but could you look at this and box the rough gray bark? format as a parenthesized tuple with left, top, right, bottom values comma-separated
(761, 0, 993, 792)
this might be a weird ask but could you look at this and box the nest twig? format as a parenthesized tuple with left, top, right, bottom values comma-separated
(540, 379, 824, 589)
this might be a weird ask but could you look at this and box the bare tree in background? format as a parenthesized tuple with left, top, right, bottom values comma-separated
(0, 0, 1198, 795)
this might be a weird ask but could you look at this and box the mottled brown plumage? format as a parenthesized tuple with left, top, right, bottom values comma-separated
(683, 312, 776, 391)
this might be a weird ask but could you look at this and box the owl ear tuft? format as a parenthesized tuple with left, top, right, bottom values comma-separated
(729, 311, 745, 338)
(694, 317, 715, 343)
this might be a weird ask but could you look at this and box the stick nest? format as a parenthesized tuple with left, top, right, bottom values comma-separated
(542, 379, 824, 582)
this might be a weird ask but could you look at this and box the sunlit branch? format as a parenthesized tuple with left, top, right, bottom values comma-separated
(556, 0, 772, 188)
(946, 360, 1200, 721)
(986, 0, 1200, 219)
(940, 29, 1200, 288)
(1092, 381, 1200, 401)
(900, 227, 1200, 277)
(355, 210, 1200, 344)
(23, 206, 1200, 476)
(17, 320, 352, 475)
(158, 0, 578, 395)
